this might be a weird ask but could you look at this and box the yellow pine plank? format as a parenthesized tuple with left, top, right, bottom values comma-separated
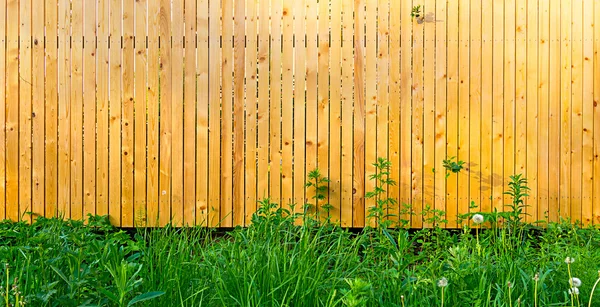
(134, 0, 147, 226)
(469, 0, 482, 222)
(45, 0, 58, 218)
(281, 0, 294, 212)
(388, 0, 400, 226)
(435, 0, 448, 222)
(594, 0, 600, 224)
(582, 0, 594, 225)
(364, 0, 377, 227)
(32, 0, 44, 219)
(375, 0, 389, 227)
(457, 0, 469, 227)
(70, 0, 83, 221)
(411, 0, 424, 229)
(294, 0, 307, 219)
(340, 0, 353, 227)
(257, 0, 269, 221)
(399, 0, 412, 226)
(317, 0, 329, 221)
(233, 0, 246, 227)
(548, 0, 561, 222)
(97, 0, 109, 218)
(526, 0, 539, 220)
(245, 0, 257, 226)
(121, 0, 134, 227)
(515, 0, 528, 220)
(537, 0, 549, 222)
(109, 0, 122, 225)
(183, 0, 196, 226)
(270, 0, 282, 207)
(5, 0, 17, 221)
(504, 0, 516, 212)
(480, 0, 492, 215)
(158, 0, 172, 226)
(221, 0, 233, 227)
(353, 0, 365, 227)
(328, 0, 341, 223)
(207, 0, 221, 227)
(306, 0, 318, 216)
(446, 0, 459, 227)
(422, 0, 436, 228)
(83, 0, 96, 219)
(491, 0, 503, 213)
(171, 0, 184, 226)
(197, 0, 209, 226)
(0, 0, 5, 220)
(19, 0, 32, 222)
(560, 0, 572, 219)
(147, 0, 160, 226)
(571, 0, 583, 223)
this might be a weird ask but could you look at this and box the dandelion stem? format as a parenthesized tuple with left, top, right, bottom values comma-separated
(587, 271, 600, 307)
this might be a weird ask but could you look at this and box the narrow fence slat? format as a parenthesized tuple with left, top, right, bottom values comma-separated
(245, 0, 257, 226)
(158, 0, 172, 227)
(469, 0, 482, 223)
(423, 0, 436, 228)
(146, 0, 160, 226)
(352, 0, 365, 227)
(221, 0, 233, 227)
(19, 0, 32, 223)
(207, 0, 221, 227)
(197, 0, 209, 226)
(515, 0, 528, 220)
(70, 0, 83, 221)
(269, 0, 282, 208)
(538, 0, 549, 222)
(491, 0, 504, 213)
(97, 0, 109, 218)
(257, 0, 270, 223)
(45, 0, 58, 218)
(109, 0, 122, 225)
(560, 0, 572, 219)
(583, 0, 594, 226)
(171, 0, 184, 226)
(376, 0, 390, 228)
(294, 0, 307, 221)
(412, 0, 424, 229)
(594, 0, 600, 223)
(134, 0, 148, 226)
(504, 0, 516, 212)
(548, 0, 561, 222)
(0, 0, 6, 220)
(457, 0, 469, 227)
(340, 0, 353, 227)
(306, 0, 318, 219)
(32, 0, 45, 219)
(184, 0, 197, 226)
(399, 0, 412, 226)
(571, 0, 584, 223)
(388, 0, 400, 226)
(317, 0, 330, 222)
(527, 0, 539, 220)
(83, 0, 97, 219)
(281, 0, 293, 212)
(480, 0, 492, 215)
(328, 0, 341, 223)
(446, 0, 458, 227)
(122, 0, 135, 227)
(364, 0, 377, 227)
(435, 0, 448, 223)
(233, 0, 246, 227)
(6, 0, 17, 221)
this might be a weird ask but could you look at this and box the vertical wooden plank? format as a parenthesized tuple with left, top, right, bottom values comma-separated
(281, 0, 294, 212)
(389, 0, 401, 225)
(197, 0, 209, 226)
(19, 0, 32, 222)
(32, 0, 45, 219)
(353, 0, 365, 227)
(399, 0, 412, 225)
(515, 0, 528, 220)
(245, 0, 257, 225)
(70, 0, 83, 221)
(491, 0, 504, 213)
(340, 0, 353, 227)
(364, 0, 377, 226)
(270, 0, 282, 207)
(376, 0, 389, 227)
(469, 0, 482, 222)
(5, 0, 17, 221)
(207, 0, 221, 227)
(294, 0, 307, 218)
(147, 0, 160, 226)
(97, 0, 109, 218)
(422, 0, 436, 228)
(582, 0, 594, 225)
(560, 0, 572, 219)
(158, 0, 172, 226)
(571, 0, 583, 223)
(0, 0, 5, 220)
(45, 0, 58, 218)
(538, 0, 549, 222)
(109, 0, 122, 225)
(121, 0, 134, 227)
(171, 0, 184, 226)
(527, 0, 539, 220)
(257, 0, 269, 220)
(446, 0, 459, 226)
(306, 0, 318, 216)
(184, 0, 197, 226)
(435, 0, 448, 221)
(457, 0, 469, 226)
(504, 0, 516, 211)
(328, 0, 341, 223)
(594, 0, 600, 224)
(317, 0, 329, 220)
(548, 0, 561, 222)
(411, 0, 424, 229)
(233, 0, 246, 226)
(221, 0, 233, 226)
(480, 0, 493, 214)
(134, 0, 147, 226)
(83, 0, 97, 219)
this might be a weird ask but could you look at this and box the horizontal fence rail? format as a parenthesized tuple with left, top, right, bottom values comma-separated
(0, 0, 599, 228)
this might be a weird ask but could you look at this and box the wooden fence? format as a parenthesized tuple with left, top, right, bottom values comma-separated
(0, 0, 599, 228)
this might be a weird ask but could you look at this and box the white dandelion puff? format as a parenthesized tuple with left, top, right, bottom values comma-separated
(472, 214, 484, 224)
(570, 277, 582, 287)
(437, 277, 448, 287)
(569, 287, 580, 295)
(565, 257, 575, 264)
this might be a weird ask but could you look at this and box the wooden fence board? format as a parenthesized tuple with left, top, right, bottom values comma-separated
(548, 0, 561, 222)
(583, 0, 594, 225)
(257, 0, 269, 222)
(281, 0, 293, 213)
(171, 0, 184, 226)
(97, 0, 109, 218)
(32, 0, 44, 219)
(83, 0, 96, 219)
(19, 0, 32, 223)
(197, 0, 209, 226)
(109, 0, 122, 225)
(435, 0, 448, 222)
(317, 0, 330, 220)
(329, 0, 341, 223)
(207, 0, 221, 227)
(446, 0, 458, 226)
(134, 0, 147, 226)
(147, 0, 160, 226)
(45, 0, 58, 218)
(232, 0, 245, 227)
(538, 0, 549, 222)
(365, 0, 377, 226)
(423, 0, 436, 228)
(5, 0, 17, 221)
(388, 0, 400, 225)
(245, 0, 257, 226)
(270, 0, 282, 207)
(457, 0, 469, 227)
(122, 0, 134, 226)
(184, 0, 197, 226)
(306, 0, 318, 216)
(353, 0, 365, 227)
(469, 0, 482, 223)
(527, 0, 539, 220)
(571, 0, 584, 223)
(294, 0, 307, 221)
(159, 0, 172, 226)
(560, 0, 572, 218)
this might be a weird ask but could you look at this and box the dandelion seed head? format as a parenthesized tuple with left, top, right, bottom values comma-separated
(570, 277, 582, 287)
(569, 287, 580, 295)
(565, 257, 575, 264)
(533, 273, 540, 281)
(507, 281, 513, 289)
(437, 277, 448, 287)
(472, 214, 484, 224)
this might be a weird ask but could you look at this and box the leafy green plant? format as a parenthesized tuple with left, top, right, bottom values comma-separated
(442, 156, 466, 178)
(366, 157, 398, 229)
(503, 174, 530, 226)
(411, 5, 422, 19)
(305, 168, 332, 221)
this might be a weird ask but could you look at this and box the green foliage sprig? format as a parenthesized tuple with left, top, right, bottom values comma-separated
(366, 158, 398, 229)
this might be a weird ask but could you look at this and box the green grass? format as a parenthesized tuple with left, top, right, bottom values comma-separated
(1, 204, 600, 307)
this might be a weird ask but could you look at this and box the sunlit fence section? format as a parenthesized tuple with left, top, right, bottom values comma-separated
(1, 0, 599, 228)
